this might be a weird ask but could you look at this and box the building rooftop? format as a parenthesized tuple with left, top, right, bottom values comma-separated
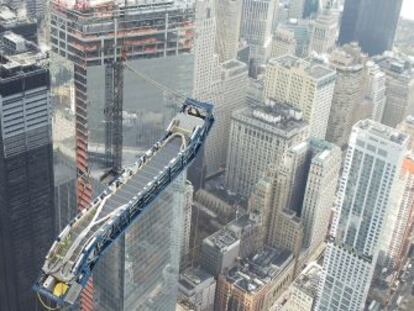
(269, 55, 335, 80)
(293, 263, 322, 297)
(204, 227, 240, 251)
(0, 32, 47, 79)
(234, 100, 308, 134)
(0, 5, 34, 25)
(226, 247, 293, 293)
(373, 53, 414, 79)
(355, 119, 409, 146)
(179, 267, 215, 293)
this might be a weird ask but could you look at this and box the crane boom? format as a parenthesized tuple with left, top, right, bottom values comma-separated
(33, 98, 214, 307)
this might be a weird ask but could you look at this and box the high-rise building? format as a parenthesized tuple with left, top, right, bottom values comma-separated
(264, 55, 336, 139)
(285, 18, 312, 58)
(373, 54, 414, 127)
(0, 33, 55, 310)
(271, 27, 297, 58)
(309, 8, 338, 55)
(338, 0, 403, 56)
(267, 139, 341, 255)
(203, 59, 248, 176)
(181, 181, 194, 268)
(50, 1, 195, 309)
(289, 0, 305, 19)
(316, 120, 409, 311)
(365, 61, 387, 123)
(214, 0, 242, 62)
(326, 45, 366, 148)
(240, 0, 275, 75)
(225, 101, 309, 198)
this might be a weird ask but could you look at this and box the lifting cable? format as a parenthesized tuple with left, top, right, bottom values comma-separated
(37, 292, 60, 311)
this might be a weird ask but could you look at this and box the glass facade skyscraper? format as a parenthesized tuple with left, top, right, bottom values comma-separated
(338, 0, 403, 56)
(0, 34, 55, 310)
(317, 120, 409, 311)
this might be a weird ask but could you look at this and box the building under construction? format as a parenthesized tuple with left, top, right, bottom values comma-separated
(49, 0, 195, 309)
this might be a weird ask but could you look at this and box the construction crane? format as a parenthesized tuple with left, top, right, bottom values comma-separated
(33, 98, 214, 308)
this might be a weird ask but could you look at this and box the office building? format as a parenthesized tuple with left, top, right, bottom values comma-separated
(309, 8, 337, 55)
(326, 45, 366, 148)
(240, 0, 275, 74)
(365, 61, 387, 123)
(373, 54, 414, 127)
(215, 247, 295, 311)
(225, 101, 309, 198)
(181, 181, 194, 268)
(178, 267, 216, 311)
(317, 120, 409, 311)
(267, 139, 341, 255)
(215, 0, 242, 62)
(271, 27, 297, 58)
(0, 33, 55, 310)
(204, 59, 248, 176)
(289, 0, 305, 19)
(0, 5, 37, 42)
(200, 228, 241, 277)
(338, 0, 403, 56)
(285, 18, 312, 58)
(264, 55, 336, 139)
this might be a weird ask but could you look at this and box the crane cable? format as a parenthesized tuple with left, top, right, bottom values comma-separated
(124, 62, 188, 100)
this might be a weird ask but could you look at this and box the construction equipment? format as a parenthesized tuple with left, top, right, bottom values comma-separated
(33, 98, 214, 307)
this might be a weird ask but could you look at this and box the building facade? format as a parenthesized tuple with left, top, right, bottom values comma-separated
(271, 28, 297, 58)
(326, 45, 365, 148)
(264, 55, 336, 139)
(0, 33, 55, 310)
(338, 0, 403, 56)
(309, 8, 337, 55)
(317, 120, 409, 311)
(225, 101, 309, 198)
(365, 61, 387, 123)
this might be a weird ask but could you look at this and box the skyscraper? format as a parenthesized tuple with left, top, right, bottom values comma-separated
(373, 54, 414, 128)
(0, 33, 55, 310)
(214, 0, 243, 62)
(240, 0, 275, 75)
(225, 101, 309, 198)
(309, 7, 338, 55)
(365, 61, 387, 123)
(271, 28, 297, 58)
(267, 139, 341, 255)
(289, 0, 305, 19)
(264, 55, 336, 139)
(326, 45, 366, 148)
(338, 0, 403, 56)
(317, 120, 409, 311)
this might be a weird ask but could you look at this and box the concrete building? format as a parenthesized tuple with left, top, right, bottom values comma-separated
(204, 59, 248, 176)
(215, 247, 295, 311)
(272, 27, 297, 58)
(214, 0, 242, 62)
(181, 181, 194, 268)
(309, 8, 337, 55)
(279, 263, 322, 311)
(178, 267, 216, 311)
(338, 0, 403, 56)
(317, 120, 409, 311)
(225, 101, 309, 198)
(267, 139, 341, 255)
(264, 55, 336, 139)
(326, 45, 366, 148)
(373, 54, 414, 128)
(200, 228, 241, 277)
(365, 61, 387, 123)
(240, 0, 275, 75)
(0, 33, 55, 310)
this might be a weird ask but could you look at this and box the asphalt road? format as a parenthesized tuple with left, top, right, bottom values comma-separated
(388, 257, 414, 310)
